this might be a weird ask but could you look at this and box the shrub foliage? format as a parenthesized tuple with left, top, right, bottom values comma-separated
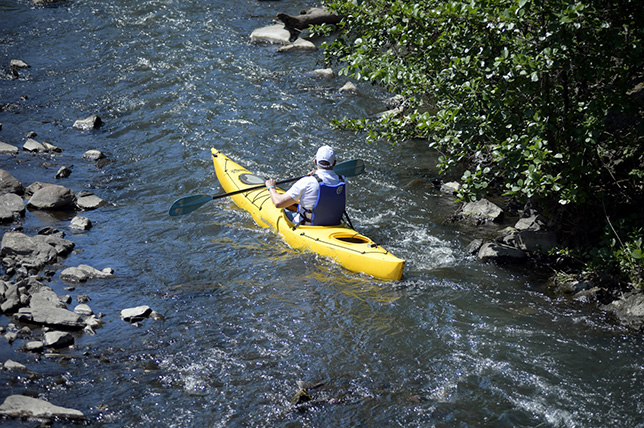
(317, 0, 644, 286)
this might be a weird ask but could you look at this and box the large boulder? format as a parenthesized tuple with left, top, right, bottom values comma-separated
(0, 395, 86, 421)
(27, 184, 75, 210)
(0, 169, 24, 195)
(477, 242, 527, 263)
(14, 306, 85, 329)
(0, 192, 25, 217)
(461, 199, 504, 224)
(1, 232, 74, 271)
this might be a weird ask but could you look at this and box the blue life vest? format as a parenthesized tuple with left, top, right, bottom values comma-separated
(298, 174, 346, 226)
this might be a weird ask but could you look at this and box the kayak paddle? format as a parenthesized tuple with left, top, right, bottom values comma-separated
(168, 159, 365, 217)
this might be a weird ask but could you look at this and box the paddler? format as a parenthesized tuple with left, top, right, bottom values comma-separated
(265, 145, 346, 226)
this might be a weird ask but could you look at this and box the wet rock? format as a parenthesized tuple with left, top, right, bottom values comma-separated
(0, 395, 86, 421)
(73, 114, 102, 131)
(4, 331, 17, 343)
(75, 191, 105, 210)
(1, 232, 74, 272)
(26, 184, 76, 210)
(43, 331, 74, 348)
(24, 181, 49, 197)
(3, 359, 31, 372)
(121, 305, 152, 322)
(250, 25, 292, 45)
(601, 293, 644, 329)
(339, 81, 358, 94)
(82, 149, 105, 161)
(477, 242, 527, 263)
(276, 7, 343, 30)
(14, 306, 85, 330)
(70, 215, 92, 230)
(312, 68, 334, 79)
(278, 38, 317, 52)
(440, 181, 461, 194)
(9, 60, 30, 68)
(28, 278, 67, 309)
(23, 341, 44, 353)
(74, 303, 93, 316)
(461, 199, 504, 224)
(1, 282, 21, 313)
(42, 141, 62, 152)
(60, 264, 114, 283)
(0, 141, 19, 155)
(23, 138, 46, 153)
(0, 193, 26, 218)
(55, 166, 72, 179)
(0, 170, 24, 195)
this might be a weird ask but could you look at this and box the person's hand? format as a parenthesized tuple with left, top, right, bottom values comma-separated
(265, 179, 276, 188)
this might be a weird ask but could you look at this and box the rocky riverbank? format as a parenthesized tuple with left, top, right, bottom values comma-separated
(438, 183, 644, 330)
(1, 66, 165, 420)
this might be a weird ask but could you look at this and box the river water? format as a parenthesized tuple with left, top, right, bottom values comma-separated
(1, 0, 643, 427)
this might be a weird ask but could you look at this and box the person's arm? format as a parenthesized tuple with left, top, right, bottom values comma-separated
(265, 179, 297, 208)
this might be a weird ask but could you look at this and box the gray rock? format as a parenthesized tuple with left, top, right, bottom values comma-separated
(440, 181, 461, 194)
(121, 305, 152, 322)
(477, 242, 527, 263)
(23, 341, 44, 353)
(0, 206, 13, 223)
(461, 199, 504, 223)
(312, 68, 334, 79)
(1, 282, 21, 313)
(339, 81, 358, 94)
(43, 331, 74, 348)
(0, 170, 24, 195)
(82, 149, 105, 161)
(278, 38, 317, 53)
(14, 307, 84, 329)
(24, 181, 49, 197)
(0, 395, 86, 421)
(9, 60, 30, 68)
(27, 184, 76, 210)
(2, 232, 75, 272)
(4, 359, 31, 372)
(42, 141, 62, 153)
(29, 280, 66, 309)
(70, 215, 92, 230)
(74, 303, 93, 316)
(515, 230, 558, 253)
(23, 138, 46, 153)
(55, 166, 72, 179)
(73, 114, 102, 131)
(75, 192, 105, 210)
(249, 25, 292, 45)
(60, 264, 114, 283)
(601, 293, 644, 329)
(0, 193, 26, 217)
(4, 331, 17, 343)
(515, 214, 547, 231)
(0, 141, 19, 155)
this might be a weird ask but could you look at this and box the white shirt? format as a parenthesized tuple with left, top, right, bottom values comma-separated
(286, 169, 344, 223)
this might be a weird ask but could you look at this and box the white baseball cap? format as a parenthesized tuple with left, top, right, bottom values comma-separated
(315, 145, 336, 167)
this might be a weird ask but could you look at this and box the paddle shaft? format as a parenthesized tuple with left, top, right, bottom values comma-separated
(211, 176, 301, 201)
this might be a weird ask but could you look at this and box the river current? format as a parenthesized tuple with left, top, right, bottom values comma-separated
(1, 0, 643, 427)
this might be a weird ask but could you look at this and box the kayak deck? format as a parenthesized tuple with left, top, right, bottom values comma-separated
(211, 148, 405, 280)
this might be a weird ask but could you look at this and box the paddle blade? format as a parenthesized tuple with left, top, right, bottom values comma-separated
(335, 159, 366, 177)
(168, 194, 213, 217)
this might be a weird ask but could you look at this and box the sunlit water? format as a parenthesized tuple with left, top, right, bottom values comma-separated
(1, 0, 643, 426)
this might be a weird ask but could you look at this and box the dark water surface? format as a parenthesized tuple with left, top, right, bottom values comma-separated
(1, 0, 643, 426)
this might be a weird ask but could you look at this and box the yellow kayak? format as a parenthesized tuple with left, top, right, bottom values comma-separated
(211, 148, 405, 280)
